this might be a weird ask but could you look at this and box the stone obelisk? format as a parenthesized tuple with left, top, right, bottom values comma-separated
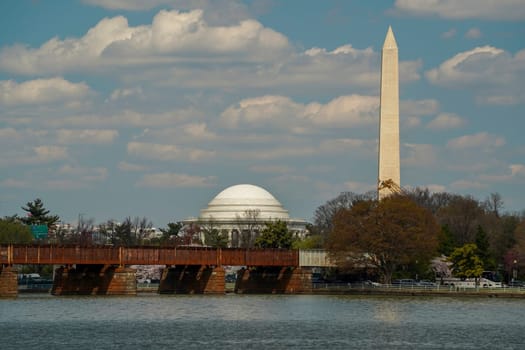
(378, 26, 400, 200)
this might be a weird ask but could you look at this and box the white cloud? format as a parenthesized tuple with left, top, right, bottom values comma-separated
(510, 164, 525, 177)
(426, 46, 505, 85)
(58, 165, 108, 181)
(108, 87, 143, 102)
(221, 94, 379, 129)
(479, 164, 525, 182)
(82, 0, 253, 25)
(465, 28, 482, 39)
(0, 178, 28, 188)
(401, 99, 439, 117)
(394, 0, 525, 20)
(450, 180, 487, 190)
(447, 132, 505, 150)
(127, 141, 215, 162)
(140, 43, 419, 91)
(426, 46, 525, 104)
(118, 161, 146, 172)
(0, 145, 68, 166)
(229, 146, 319, 160)
(0, 78, 91, 106)
(343, 181, 375, 193)
(441, 28, 457, 39)
(56, 129, 118, 144)
(0, 10, 289, 75)
(136, 172, 216, 188)
(83, 0, 172, 10)
(426, 113, 465, 130)
(402, 143, 437, 166)
(320, 138, 376, 156)
(15, 108, 200, 129)
(249, 165, 294, 174)
(32, 146, 69, 163)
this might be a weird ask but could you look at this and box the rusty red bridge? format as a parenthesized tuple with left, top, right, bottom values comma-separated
(0, 245, 332, 297)
(0, 245, 298, 266)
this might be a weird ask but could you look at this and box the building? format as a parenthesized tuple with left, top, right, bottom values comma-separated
(183, 184, 308, 247)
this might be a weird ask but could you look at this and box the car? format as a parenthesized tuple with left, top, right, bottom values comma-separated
(417, 280, 436, 288)
(363, 280, 382, 287)
(508, 280, 524, 287)
(392, 279, 418, 286)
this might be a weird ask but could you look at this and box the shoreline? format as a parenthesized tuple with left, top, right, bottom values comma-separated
(16, 285, 525, 299)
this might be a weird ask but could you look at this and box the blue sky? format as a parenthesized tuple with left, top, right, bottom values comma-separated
(1, 0, 524, 228)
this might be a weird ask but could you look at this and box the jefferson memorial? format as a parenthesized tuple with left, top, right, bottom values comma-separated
(183, 184, 308, 247)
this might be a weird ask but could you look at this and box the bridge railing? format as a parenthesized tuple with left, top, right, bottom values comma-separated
(0, 245, 299, 267)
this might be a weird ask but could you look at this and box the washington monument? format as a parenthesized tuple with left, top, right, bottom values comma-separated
(378, 26, 400, 199)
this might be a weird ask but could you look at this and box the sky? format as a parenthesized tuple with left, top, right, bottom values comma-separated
(1, 0, 524, 229)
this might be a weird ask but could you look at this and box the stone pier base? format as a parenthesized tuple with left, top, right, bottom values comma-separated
(0, 266, 18, 298)
(235, 267, 312, 294)
(159, 265, 225, 294)
(52, 264, 136, 296)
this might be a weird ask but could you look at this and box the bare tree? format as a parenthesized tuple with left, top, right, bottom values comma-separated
(485, 192, 504, 218)
(313, 191, 374, 243)
(235, 209, 263, 248)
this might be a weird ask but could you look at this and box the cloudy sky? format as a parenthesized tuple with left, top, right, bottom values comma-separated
(1, 0, 524, 228)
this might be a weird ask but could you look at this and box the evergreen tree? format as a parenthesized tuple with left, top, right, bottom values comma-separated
(475, 225, 493, 269)
(20, 198, 60, 228)
(203, 228, 229, 248)
(437, 224, 456, 256)
(255, 220, 294, 249)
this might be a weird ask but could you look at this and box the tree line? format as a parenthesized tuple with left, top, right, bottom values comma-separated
(0, 199, 296, 249)
(1, 191, 524, 284)
(311, 189, 524, 284)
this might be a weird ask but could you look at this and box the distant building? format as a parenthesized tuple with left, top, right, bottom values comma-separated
(183, 184, 307, 247)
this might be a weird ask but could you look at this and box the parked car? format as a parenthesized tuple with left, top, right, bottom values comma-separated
(508, 280, 524, 287)
(363, 280, 382, 287)
(417, 280, 436, 287)
(392, 279, 418, 286)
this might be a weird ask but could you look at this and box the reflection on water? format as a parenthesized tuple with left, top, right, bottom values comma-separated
(374, 301, 400, 323)
(1, 294, 524, 349)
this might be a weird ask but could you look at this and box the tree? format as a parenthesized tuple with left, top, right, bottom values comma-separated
(20, 198, 60, 228)
(437, 224, 456, 256)
(203, 228, 229, 248)
(436, 195, 484, 245)
(235, 209, 263, 248)
(111, 217, 153, 246)
(199, 218, 229, 248)
(178, 223, 203, 246)
(448, 243, 484, 280)
(114, 218, 135, 246)
(475, 225, 494, 269)
(0, 217, 33, 244)
(255, 220, 294, 249)
(484, 192, 504, 218)
(313, 191, 374, 243)
(292, 234, 324, 249)
(98, 220, 119, 245)
(157, 222, 183, 246)
(327, 195, 439, 284)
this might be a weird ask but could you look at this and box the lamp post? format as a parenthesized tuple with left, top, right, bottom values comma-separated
(513, 259, 518, 282)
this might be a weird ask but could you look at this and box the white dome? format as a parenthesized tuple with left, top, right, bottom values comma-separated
(199, 184, 290, 221)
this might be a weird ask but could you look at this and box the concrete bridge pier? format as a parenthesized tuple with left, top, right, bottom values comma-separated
(52, 264, 136, 296)
(235, 267, 312, 294)
(159, 265, 225, 294)
(0, 266, 18, 298)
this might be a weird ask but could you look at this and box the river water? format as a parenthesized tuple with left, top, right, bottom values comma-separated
(1, 294, 524, 349)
